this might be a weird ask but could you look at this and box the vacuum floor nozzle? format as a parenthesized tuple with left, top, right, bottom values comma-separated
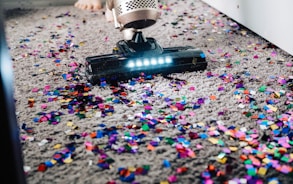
(85, 34, 207, 85)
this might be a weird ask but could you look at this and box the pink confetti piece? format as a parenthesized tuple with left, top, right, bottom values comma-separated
(189, 112, 195, 116)
(32, 88, 39, 92)
(44, 85, 50, 91)
(196, 144, 203, 149)
(189, 86, 195, 91)
(286, 62, 293, 67)
(168, 175, 177, 183)
(271, 51, 277, 57)
(40, 104, 47, 109)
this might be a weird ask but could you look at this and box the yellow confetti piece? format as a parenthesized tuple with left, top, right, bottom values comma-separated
(217, 157, 227, 164)
(63, 158, 73, 164)
(79, 41, 86, 46)
(50, 159, 57, 165)
(262, 158, 271, 164)
(244, 146, 252, 150)
(53, 144, 62, 149)
(268, 181, 279, 184)
(229, 147, 238, 152)
(175, 97, 181, 101)
(208, 138, 218, 144)
(267, 105, 278, 112)
(67, 121, 73, 127)
(128, 167, 136, 172)
(273, 92, 281, 98)
(59, 99, 67, 103)
(160, 181, 169, 184)
(266, 149, 275, 155)
(270, 124, 279, 130)
(65, 99, 72, 103)
(197, 122, 205, 127)
(234, 94, 241, 99)
(83, 92, 89, 96)
(258, 167, 267, 176)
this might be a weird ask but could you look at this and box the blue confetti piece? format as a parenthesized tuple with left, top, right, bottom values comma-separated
(96, 130, 104, 138)
(272, 129, 280, 135)
(54, 59, 61, 63)
(33, 117, 39, 122)
(258, 114, 266, 119)
(61, 74, 67, 80)
(44, 161, 54, 167)
(282, 127, 290, 134)
(163, 159, 171, 168)
(199, 133, 208, 139)
(233, 90, 240, 95)
(200, 53, 206, 58)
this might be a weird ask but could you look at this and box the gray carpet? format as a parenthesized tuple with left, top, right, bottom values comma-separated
(4, 0, 293, 183)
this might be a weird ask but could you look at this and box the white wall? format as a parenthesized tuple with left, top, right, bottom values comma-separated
(201, 0, 293, 56)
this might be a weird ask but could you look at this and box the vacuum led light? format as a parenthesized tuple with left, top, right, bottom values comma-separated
(126, 56, 173, 68)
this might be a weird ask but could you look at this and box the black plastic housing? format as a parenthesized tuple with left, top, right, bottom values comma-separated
(85, 34, 207, 85)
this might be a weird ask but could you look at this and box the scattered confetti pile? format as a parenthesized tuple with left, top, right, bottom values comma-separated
(4, 0, 293, 183)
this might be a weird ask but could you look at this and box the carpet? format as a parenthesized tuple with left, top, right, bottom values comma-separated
(3, 0, 293, 183)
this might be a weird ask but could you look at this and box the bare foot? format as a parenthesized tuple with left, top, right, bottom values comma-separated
(74, 0, 103, 11)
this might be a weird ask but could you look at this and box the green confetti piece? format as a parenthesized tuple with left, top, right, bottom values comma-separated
(158, 109, 165, 113)
(105, 158, 115, 164)
(267, 143, 275, 149)
(165, 137, 175, 145)
(281, 156, 289, 163)
(244, 159, 252, 165)
(136, 101, 143, 105)
(245, 112, 252, 117)
(274, 152, 281, 158)
(55, 116, 61, 122)
(259, 85, 267, 92)
(142, 124, 150, 131)
(106, 97, 113, 102)
(76, 113, 85, 119)
(165, 115, 173, 120)
(142, 165, 150, 171)
(247, 168, 256, 176)
(144, 110, 151, 114)
(124, 132, 131, 137)
(124, 144, 132, 151)
(235, 60, 240, 64)
(218, 140, 225, 146)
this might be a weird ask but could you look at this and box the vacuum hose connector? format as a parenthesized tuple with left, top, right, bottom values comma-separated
(107, 0, 160, 40)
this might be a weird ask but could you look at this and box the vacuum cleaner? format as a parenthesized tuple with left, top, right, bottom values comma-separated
(85, 0, 207, 85)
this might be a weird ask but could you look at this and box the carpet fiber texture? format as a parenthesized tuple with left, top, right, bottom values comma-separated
(4, 0, 293, 183)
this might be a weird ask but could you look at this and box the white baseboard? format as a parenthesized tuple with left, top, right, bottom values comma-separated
(201, 0, 293, 56)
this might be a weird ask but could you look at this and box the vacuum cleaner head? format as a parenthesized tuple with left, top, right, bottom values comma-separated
(85, 31, 207, 85)
(85, 0, 207, 86)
